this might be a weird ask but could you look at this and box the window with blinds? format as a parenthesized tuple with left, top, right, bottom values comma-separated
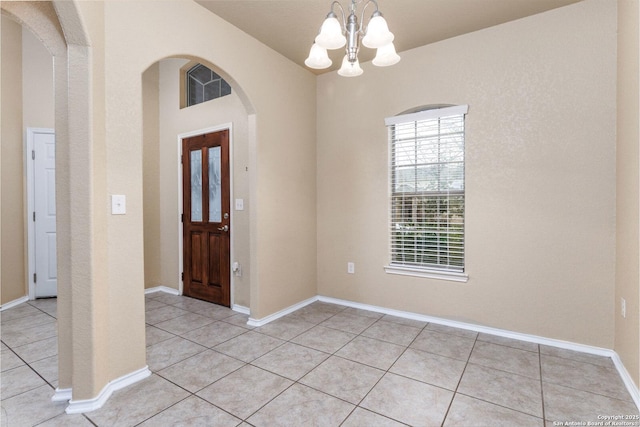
(385, 105, 468, 273)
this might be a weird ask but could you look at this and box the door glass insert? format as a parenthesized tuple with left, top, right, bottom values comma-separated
(209, 146, 222, 223)
(190, 149, 203, 222)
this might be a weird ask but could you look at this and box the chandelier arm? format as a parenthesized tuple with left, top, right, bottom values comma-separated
(330, 1, 347, 32)
(359, 0, 379, 33)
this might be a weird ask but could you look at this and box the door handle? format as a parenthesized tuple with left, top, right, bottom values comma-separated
(218, 225, 229, 232)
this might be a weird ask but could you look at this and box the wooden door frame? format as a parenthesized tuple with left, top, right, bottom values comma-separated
(26, 127, 56, 300)
(177, 124, 235, 307)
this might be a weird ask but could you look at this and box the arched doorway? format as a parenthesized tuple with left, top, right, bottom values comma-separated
(141, 57, 252, 311)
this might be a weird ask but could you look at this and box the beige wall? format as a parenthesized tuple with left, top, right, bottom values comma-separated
(1, 16, 25, 305)
(0, 17, 55, 306)
(317, 0, 617, 348)
(616, 0, 640, 388)
(142, 63, 162, 289)
(23, 26, 54, 129)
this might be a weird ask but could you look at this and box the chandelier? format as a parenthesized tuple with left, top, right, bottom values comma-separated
(305, 0, 400, 77)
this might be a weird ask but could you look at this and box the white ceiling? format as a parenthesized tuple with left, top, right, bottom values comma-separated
(195, 0, 581, 74)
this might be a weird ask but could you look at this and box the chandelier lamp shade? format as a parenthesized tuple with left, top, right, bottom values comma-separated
(305, 0, 400, 77)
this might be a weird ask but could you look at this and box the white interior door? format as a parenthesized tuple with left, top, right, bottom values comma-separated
(32, 129, 57, 297)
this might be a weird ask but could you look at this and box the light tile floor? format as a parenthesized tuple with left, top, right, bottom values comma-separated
(1, 293, 639, 426)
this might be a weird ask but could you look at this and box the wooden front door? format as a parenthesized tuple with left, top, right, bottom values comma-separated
(182, 130, 230, 306)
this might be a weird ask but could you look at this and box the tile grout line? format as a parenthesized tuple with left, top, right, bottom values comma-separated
(0, 344, 55, 397)
(141, 296, 265, 425)
(174, 303, 356, 423)
(448, 337, 548, 423)
(229, 305, 353, 424)
(439, 332, 479, 426)
(1, 301, 61, 405)
(442, 338, 550, 423)
(299, 312, 410, 426)
(21, 301, 91, 427)
(0, 339, 101, 427)
(144, 297, 267, 424)
(338, 315, 430, 426)
(240, 306, 414, 425)
(539, 343, 547, 424)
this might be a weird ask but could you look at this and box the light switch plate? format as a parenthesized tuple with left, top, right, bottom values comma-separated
(111, 195, 126, 215)
(235, 198, 244, 211)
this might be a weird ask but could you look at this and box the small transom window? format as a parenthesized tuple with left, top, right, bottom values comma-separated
(186, 63, 231, 107)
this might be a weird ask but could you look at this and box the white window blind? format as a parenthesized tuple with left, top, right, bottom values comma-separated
(386, 105, 468, 273)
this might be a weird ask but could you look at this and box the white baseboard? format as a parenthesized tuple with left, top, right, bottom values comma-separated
(232, 304, 250, 315)
(65, 366, 151, 414)
(247, 296, 318, 327)
(0, 296, 30, 311)
(144, 286, 180, 296)
(611, 352, 640, 410)
(319, 295, 614, 356)
(318, 295, 639, 411)
(51, 387, 72, 402)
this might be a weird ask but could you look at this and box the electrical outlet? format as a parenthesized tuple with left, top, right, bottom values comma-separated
(232, 262, 242, 277)
(347, 262, 355, 274)
(621, 297, 626, 318)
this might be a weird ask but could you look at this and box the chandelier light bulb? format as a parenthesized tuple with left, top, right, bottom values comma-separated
(315, 15, 346, 49)
(338, 55, 363, 77)
(362, 14, 394, 49)
(372, 42, 401, 67)
(305, 43, 332, 69)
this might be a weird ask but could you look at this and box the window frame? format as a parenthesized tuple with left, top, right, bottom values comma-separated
(185, 63, 231, 108)
(384, 104, 469, 282)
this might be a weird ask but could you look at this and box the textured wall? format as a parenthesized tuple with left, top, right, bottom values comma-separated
(1, 17, 55, 307)
(142, 63, 162, 289)
(317, 0, 617, 348)
(615, 0, 640, 389)
(22, 27, 54, 130)
(1, 16, 25, 305)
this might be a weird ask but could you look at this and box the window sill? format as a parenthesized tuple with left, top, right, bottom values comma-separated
(384, 265, 469, 283)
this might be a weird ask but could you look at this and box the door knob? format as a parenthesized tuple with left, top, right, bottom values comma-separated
(218, 225, 229, 232)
